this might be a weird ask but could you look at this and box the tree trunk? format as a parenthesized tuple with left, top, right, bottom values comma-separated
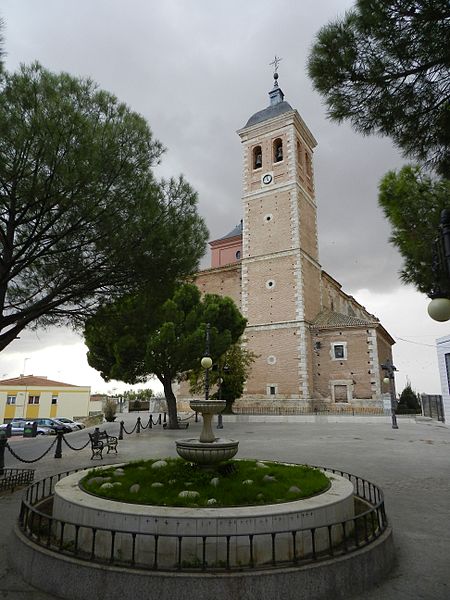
(162, 377, 179, 429)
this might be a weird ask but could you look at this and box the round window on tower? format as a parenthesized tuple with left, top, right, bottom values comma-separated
(264, 213, 273, 223)
(265, 279, 276, 290)
(267, 355, 277, 365)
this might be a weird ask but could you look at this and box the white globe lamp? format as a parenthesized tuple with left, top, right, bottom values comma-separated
(427, 297, 450, 322)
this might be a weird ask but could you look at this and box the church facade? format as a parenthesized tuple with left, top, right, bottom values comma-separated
(183, 74, 394, 411)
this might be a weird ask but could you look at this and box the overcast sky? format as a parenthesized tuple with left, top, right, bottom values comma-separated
(1, 0, 448, 395)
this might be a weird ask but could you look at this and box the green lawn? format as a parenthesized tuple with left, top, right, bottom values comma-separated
(81, 458, 330, 508)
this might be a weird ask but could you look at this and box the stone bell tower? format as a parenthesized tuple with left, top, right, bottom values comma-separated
(237, 69, 321, 402)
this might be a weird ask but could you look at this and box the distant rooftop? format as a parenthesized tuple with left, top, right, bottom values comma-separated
(0, 375, 82, 387)
(214, 221, 243, 242)
(312, 309, 378, 329)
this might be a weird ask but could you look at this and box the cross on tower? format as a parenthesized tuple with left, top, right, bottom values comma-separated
(269, 55, 282, 74)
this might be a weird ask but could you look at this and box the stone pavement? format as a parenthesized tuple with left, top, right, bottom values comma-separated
(1, 414, 449, 599)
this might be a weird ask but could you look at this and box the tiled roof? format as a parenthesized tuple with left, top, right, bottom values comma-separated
(244, 100, 294, 128)
(213, 222, 243, 243)
(0, 375, 80, 387)
(311, 309, 378, 329)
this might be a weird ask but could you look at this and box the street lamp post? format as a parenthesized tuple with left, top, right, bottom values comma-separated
(428, 209, 450, 321)
(381, 358, 399, 430)
(201, 323, 213, 402)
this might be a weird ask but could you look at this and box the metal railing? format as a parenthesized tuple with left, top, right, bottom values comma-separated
(0, 467, 35, 492)
(233, 405, 386, 416)
(18, 466, 388, 572)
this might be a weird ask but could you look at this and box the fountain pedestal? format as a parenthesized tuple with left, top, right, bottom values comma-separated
(175, 399, 238, 466)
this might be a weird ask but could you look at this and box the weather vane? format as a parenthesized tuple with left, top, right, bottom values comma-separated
(269, 55, 282, 75)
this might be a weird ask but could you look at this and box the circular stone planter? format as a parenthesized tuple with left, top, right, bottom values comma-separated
(52, 466, 354, 569)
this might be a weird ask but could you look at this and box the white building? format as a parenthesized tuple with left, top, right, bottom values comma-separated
(436, 335, 450, 421)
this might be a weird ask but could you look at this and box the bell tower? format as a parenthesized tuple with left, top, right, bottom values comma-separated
(237, 69, 321, 402)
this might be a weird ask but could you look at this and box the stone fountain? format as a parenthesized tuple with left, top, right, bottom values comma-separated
(175, 325, 239, 466)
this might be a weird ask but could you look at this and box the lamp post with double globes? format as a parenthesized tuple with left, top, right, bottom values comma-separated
(381, 358, 399, 430)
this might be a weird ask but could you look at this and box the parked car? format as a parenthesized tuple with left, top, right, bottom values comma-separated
(56, 417, 86, 431)
(0, 419, 50, 436)
(30, 418, 73, 434)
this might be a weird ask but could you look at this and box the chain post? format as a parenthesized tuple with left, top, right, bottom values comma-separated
(163, 412, 167, 425)
(136, 417, 141, 434)
(0, 430, 7, 476)
(54, 428, 64, 459)
(119, 421, 124, 440)
(157, 414, 162, 425)
(149, 415, 153, 429)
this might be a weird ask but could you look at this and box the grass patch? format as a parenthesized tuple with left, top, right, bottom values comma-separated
(80, 459, 330, 508)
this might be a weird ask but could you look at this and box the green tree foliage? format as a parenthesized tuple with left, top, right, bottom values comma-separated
(308, 0, 450, 176)
(0, 63, 208, 351)
(188, 343, 257, 413)
(123, 388, 154, 402)
(397, 381, 421, 413)
(379, 166, 450, 294)
(84, 284, 247, 428)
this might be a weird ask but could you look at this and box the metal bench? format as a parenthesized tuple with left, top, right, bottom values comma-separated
(88, 428, 118, 460)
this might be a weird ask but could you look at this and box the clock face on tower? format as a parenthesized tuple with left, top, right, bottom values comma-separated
(262, 173, 273, 185)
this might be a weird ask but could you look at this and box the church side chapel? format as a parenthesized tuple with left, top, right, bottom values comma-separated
(181, 63, 394, 412)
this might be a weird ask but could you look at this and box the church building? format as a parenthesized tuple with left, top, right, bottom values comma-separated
(184, 72, 394, 411)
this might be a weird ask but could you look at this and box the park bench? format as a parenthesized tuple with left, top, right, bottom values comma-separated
(88, 428, 119, 460)
(163, 416, 189, 430)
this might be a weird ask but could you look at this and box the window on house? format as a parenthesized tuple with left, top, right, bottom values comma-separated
(445, 353, 450, 393)
(273, 138, 283, 163)
(6, 395, 16, 405)
(253, 146, 262, 169)
(332, 343, 347, 360)
(235, 250, 241, 260)
(28, 395, 40, 405)
(269, 386, 276, 395)
(51, 395, 58, 405)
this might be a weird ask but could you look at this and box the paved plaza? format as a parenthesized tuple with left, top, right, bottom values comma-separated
(1, 414, 449, 599)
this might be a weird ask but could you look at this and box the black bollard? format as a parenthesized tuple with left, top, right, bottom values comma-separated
(157, 414, 162, 425)
(163, 412, 167, 425)
(119, 421, 124, 440)
(149, 416, 153, 429)
(0, 430, 6, 476)
(54, 427, 63, 459)
(136, 416, 141, 434)
(195, 411, 198, 423)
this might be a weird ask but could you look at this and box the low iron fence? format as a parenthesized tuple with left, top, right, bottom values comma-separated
(18, 467, 388, 572)
(233, 405, 386, 416)
(0, 467, 35, 492)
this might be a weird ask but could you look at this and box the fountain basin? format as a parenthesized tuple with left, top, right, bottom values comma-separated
(175, 437, 239, 464)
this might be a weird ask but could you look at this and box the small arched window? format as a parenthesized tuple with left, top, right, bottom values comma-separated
(297, 141, 302, 168)
(305, 151, 312, 177)
(253, 145, 262, 169)
(273, 138, 283, 163)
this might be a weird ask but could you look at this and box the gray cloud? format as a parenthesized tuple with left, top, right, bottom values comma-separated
(1, 0, 441, 393)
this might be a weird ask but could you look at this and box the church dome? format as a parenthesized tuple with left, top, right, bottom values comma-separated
(244, 73, 293, 128)
(245, 100, 293, 128)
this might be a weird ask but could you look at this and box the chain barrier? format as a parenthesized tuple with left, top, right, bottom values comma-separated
(6, 437, 58, 464)
(62, 435, 91, 452)
(119, 413, 166, 439)
(121, 421, 139, 435)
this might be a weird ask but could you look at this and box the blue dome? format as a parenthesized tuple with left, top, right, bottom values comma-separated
(244, 100, 293, 128)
